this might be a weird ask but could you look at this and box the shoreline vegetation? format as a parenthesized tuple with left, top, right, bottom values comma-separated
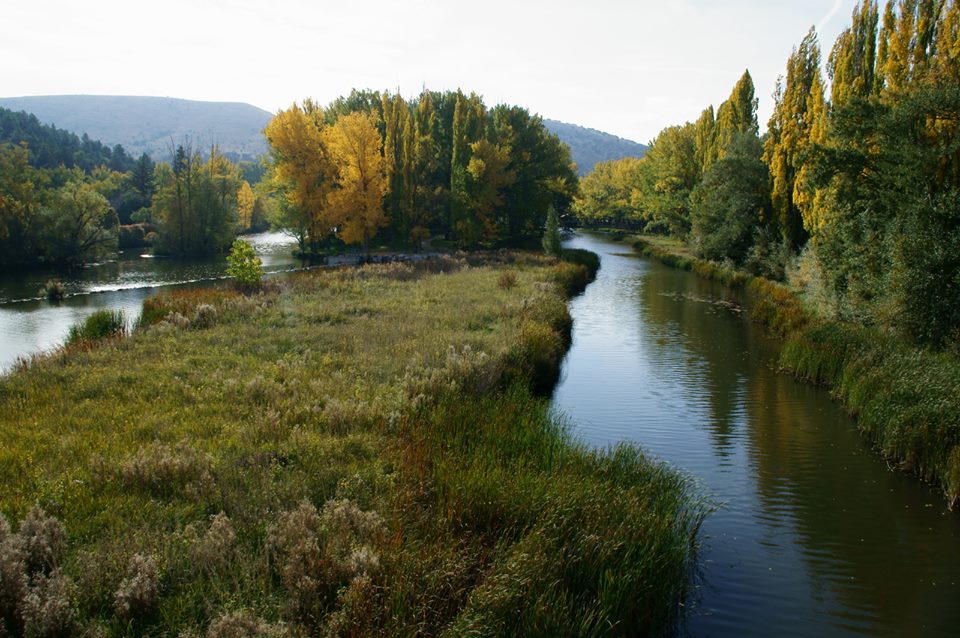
(0, 249, 704, 637)
(626, 233, 960, 509)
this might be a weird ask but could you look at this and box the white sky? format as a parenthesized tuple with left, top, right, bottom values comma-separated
(1, 0, 856, 144)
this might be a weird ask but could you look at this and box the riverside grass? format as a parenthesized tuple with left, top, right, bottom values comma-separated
(0, 252, 702, 637)
(629, 234, 960, 508)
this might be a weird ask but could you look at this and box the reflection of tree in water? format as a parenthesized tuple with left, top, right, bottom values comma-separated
(744, 361, 960, 635)
(633, 254, 960, 635)
(635, 261, 759, 458)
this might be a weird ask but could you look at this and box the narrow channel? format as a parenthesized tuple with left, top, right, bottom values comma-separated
(552, 232, 960, 637)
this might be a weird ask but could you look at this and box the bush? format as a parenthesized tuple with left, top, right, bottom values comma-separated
(41, 280, 66, 303)
(66, 309, 126, 345)
(113, 554, 159, 620)
(496, 271, 517, 290)
(226, 240, 264, 290)
(542, 205, 562, 257)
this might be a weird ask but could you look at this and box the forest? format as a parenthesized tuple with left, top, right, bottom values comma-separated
(574, 0, 960, 350)
(263, 89, 577, 254)
(0, 90, 576, 271)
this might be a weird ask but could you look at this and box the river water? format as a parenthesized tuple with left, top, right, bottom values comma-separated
(552, 233, 960, 637)
(0, 232, 305, 372)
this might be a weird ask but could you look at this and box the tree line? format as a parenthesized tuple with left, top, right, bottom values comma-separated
(0, 112, 270, 269)
(574, 0, 960, 349)
(264, 89, 578, 253)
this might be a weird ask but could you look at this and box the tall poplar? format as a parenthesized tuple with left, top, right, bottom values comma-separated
(763, 28, 824, 248)
(715, 70, 759, 158)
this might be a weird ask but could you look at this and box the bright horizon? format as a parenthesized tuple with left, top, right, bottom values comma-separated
(2, 0, 855, 144)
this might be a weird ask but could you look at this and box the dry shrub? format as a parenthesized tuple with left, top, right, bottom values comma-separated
(268, 499, 385, 625)
(205, 610, 288, 638)
(121, 443, 213, 495)
(496, 271, 517, 290)
(140, 289, 241, 328)
(20, 569, 76, 638)
(0, 509, 76, 638)
(0, 514, 27, 633)
(113, 554, 159, 620)
(268, 501, 325, 623)
(321, 575, 378, 637)
(17, 507, 67, 576)
(192, 304, 219, 329)
(190, 513, 236, 575)
(401, 345, 499, 405)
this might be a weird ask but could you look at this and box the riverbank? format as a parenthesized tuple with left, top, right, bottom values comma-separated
(629, 234, 960, 508)
(0, 250, 702, 637)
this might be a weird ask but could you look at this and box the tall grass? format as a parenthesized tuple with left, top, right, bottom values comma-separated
(0, 250, 701, 636)
(65, 309, 126, 345)
(782, 322, 960, 507)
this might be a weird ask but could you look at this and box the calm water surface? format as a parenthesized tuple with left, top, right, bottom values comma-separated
(0, 232, 306, 371)
(552, 232, 960, 637)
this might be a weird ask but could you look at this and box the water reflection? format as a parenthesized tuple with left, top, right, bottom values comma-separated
(0, 232, 301, 371)
(552, 232, 960, 637)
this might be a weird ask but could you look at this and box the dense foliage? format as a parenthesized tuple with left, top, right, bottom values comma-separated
(0, 107, 137, 173)
(574, 0, 960, 349)
(265, 90, 578, 253)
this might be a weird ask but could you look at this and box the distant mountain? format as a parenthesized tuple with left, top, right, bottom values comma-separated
(0, 95, 272, 162)
(0, 95, 646, 174)
(543, 120, 647, 176)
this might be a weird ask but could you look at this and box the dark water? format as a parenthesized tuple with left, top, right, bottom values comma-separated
(552, 233, 960, 637)
(0, 232, 307, 371)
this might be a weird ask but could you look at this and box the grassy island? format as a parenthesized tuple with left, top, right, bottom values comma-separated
(0, 252, 702, 637)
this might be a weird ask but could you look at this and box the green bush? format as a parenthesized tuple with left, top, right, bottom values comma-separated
(226, 239, 264, 289)
(66, 309, 126, 345)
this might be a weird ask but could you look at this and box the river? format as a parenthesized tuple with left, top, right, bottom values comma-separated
(552, 232, 960, 637)
(0, 232, 310, 372)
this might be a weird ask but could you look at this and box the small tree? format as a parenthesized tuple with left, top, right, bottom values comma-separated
(226, 239, 263, 289)
(542, 205, 562, 257)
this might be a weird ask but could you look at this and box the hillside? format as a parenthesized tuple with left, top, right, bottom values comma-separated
(0, 107, 138, 172)
(0, 95, 647, 173)
(543, 119, 647, 175)
(0, 95, 272, 161)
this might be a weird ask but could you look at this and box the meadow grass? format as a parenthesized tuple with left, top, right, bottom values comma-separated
(0, 251, 701, 637)
(626, 233, 960, 507)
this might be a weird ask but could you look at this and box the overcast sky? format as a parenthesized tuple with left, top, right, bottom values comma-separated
(1, 0, 854, 144)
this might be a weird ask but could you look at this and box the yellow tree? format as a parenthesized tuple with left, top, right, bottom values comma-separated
(237, 180, 256, 230)
(466, 138, 515, 241)
(324, 111, 388, 252)
(264, 103, 334, 252)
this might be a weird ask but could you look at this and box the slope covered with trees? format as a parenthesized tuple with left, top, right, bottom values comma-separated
(542, 119, 648, 175)
(0, 107, 138, 173)
(0, 96, 273, 162)
(574, 0, 960, 351)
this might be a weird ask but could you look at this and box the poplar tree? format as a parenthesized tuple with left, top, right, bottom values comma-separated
(693, 106, 717, 173)
(829, 1, 880, 106)
(715, 70, 759, 159)
(763, 28, 825, 249)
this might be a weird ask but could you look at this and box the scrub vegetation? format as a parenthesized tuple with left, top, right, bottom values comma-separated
(0, 252, 703, 637)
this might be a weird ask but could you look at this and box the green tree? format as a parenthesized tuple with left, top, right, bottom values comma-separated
(152, 144, 240, 257)
(226, 238, 264, 288)
(639, 123, 698, 237)
(690, 134, 769, 264)
(542, 204, 561, 257)
(41, 180, 118, 267)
